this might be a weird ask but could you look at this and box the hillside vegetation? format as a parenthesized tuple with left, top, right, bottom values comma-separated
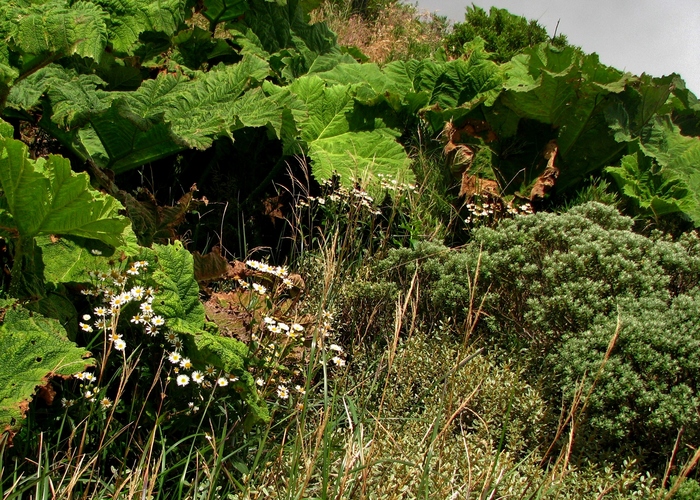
(0, 0, 699, 498)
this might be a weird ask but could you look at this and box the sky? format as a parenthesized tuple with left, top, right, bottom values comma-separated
(412, 0, 700, 95)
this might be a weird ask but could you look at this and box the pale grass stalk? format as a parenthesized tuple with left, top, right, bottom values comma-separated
(335, 416, 369, 499)
(297, 406, 330, 496)
(463, 247, 488, 349)
(540, 314, 622, 472)
(664, 445, 700, 500)
(661, 427, 684, 492)
(370, 272, 418, 429)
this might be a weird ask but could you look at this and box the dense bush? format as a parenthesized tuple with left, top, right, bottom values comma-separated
(553, 292, 700, 458)
(370, 203, 700, 468)
(445, 5, 568, 62)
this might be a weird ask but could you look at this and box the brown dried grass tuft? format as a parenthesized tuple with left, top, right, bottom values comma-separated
(312, 1, 447, 63)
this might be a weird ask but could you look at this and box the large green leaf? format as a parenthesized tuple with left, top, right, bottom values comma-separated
(0, 118, 12, 138)
(7, 65, 108, 128)
(171, 26, 236, 71)
(242, 0, 335, 56)
(0, 306, 94, 432)
(606, 151, 691, 218)
(502, 44, 581, 124)
(82, 55, 272, 171)
(151, 240, 269, 425)
(313, 55, 504, 121)
(202, 0, 249, 24)
(37, 230, 140, 284)
(192, 334, 269, 424)
(87, 103, 187, 173)
(282, 75, 413, 187)
(1, 1, 109, 64)
(479, 44, 682, 195)
(0, 137, 130, 245)
(85, 0, 189, 55)
(613, 116, 700, 225)
(152, 241, 206, 333)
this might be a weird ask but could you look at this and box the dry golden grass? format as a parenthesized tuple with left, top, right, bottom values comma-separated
(311, 1, 447, 63)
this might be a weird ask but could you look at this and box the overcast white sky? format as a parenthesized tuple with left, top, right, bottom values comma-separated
(412, 0, 700, 95)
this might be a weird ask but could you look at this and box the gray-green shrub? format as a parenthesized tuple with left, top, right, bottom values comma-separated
(370, 203, 700, 469)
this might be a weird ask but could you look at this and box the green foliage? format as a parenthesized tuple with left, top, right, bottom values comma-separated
(0, 127, 132, 300)
(0, 123, 134, 436)
(607, 115, 700, 225)
(445, 5, 568, 63)
(372, 204, 700, 468)
(0, 1, 109, 65)
(0, 134, 130, 245)
(152, 241, 269, 424)
(675, 479, 700, 500)
(2, 0, 697, 226)
(2, 1, 700, 493)
(552, 292, 700, 455)
(0, 305, 94, 432)
(267, 74, 414, 187)
(36, 233, 139, 285)
(152, 241, 208, 333)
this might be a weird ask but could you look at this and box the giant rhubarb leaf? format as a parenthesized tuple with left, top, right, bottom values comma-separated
(151, 241, 269, 424)
(0, 1, 109, 64)
(85, 0, 189, 55)
(0, 136, 130, 246)
(7, 65, 109, 128)
(83, 55, 273, 172)
(152, 241, 207, 333)
(274, 75, 413, 188)
(607, 116, 700, 225)
(0, 305, 94, 433)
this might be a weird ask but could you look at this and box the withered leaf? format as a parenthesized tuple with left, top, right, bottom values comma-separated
(530, 140, 560, 201)
(192, 246, 230, 283)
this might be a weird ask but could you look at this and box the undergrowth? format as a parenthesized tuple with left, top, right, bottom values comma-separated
(1, 1, 700, 498)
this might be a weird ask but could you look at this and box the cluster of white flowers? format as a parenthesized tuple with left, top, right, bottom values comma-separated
(509, 201, 534, 216)
(375, 173, 418, 194)
(303, 181, 385, 216)
(69, 259, 254, 417)
(463, 202, 494, 224)
(167, 347, 239, 394)
(250, 312, 312, 403)
(328, 342, 346, 367)
(263, 316, 305, 339)
(239, 259, 295, 293)
(245, 259, 288, 279)
(72, 371, 112, 409)
(79, 281, 160, 354)
(463, 200, 534, 225)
